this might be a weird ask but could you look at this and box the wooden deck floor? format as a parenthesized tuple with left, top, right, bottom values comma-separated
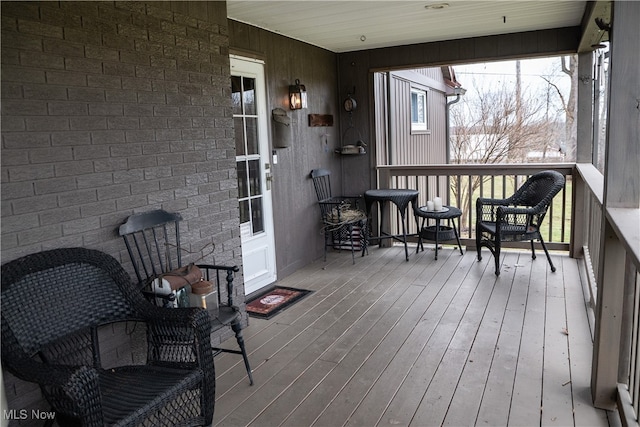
(212, 244, 615, 427)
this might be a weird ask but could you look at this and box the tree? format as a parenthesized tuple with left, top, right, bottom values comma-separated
(448, 70, 557, 227)
(540, 54, 578, 160)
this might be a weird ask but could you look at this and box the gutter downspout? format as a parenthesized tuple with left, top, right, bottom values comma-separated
(445, 94, 462, 164)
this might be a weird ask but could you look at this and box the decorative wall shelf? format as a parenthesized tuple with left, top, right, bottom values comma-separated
(335, 145, 366, 155)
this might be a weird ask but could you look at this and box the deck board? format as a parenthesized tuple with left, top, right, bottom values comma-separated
(214, 245, 612, 427)
(563, 256, 610, 426)
(313, 283, 442, 426)
(378, 252, 490, 427)
(345, 249, 471, 427)
(476, 252, 532, 426)
(508, 252, 547, 426)
(542, 255, 575, 427)
(283, 261, 429, 426)
(442, 252, 520, 426)
(411, 252, 516, 426)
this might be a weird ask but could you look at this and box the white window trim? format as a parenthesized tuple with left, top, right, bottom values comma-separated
(410, 86, 429, 134)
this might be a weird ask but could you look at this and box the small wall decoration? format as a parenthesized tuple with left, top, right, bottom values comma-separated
(338, 92, 366, 155)
(272, 108, 291, 148)
(308, 114, 334, 127)
(343, 95, 357, 112)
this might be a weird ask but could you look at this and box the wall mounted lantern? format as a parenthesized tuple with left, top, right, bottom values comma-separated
(289, 79, 307, 110)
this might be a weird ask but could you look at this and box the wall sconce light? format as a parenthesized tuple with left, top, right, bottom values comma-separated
(289, 79, 307, 110)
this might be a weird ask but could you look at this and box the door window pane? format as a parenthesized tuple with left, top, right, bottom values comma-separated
(234, 117, 245, 155)
(243, 77, 256, 115)
(248, 159, 261, 196)
(237, 161, 248, 198)
(251, 198, 264, 233)
(246, 117, 258, 155)
(231, 76, 242, 115)
(239, 200, 250, 224)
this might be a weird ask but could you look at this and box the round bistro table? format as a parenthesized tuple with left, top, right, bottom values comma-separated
(364, 189, 419, 261)
(414, 205, 464, 260)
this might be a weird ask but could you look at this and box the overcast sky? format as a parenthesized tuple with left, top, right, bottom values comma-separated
(452, 55, 573, 121)
(454, 55, 571, 100)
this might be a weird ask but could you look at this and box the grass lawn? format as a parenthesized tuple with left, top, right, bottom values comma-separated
(450, 174, 572, 243)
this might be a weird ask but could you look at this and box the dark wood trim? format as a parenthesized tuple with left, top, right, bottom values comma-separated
(340, 26, 582, 73)
(578, 1, 611, 53)
(229, 47, 266, 61)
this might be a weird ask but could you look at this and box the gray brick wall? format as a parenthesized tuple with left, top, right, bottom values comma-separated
(1, 2, 244, 422)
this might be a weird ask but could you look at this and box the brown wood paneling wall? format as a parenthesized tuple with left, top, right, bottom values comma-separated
(229, 20, 341, 279)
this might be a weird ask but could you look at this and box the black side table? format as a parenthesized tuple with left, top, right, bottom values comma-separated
(364, 189, 419, 261)
(414, 205, 464, 260)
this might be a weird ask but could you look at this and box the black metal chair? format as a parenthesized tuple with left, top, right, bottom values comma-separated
(476, 170, 565, 276)
(310, 169, 368, 264)
(1, 247, 215, 426)
(119, 209, 254, 385)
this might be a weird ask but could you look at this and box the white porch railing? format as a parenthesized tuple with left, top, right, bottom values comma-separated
(574, 164, 640, 426)
(575, 163, 640, 425)
(376, 163, 574, 251)
(573, 164, 604, 327)
(612, 211, 640, 427)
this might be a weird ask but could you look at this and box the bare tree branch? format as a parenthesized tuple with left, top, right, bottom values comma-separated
(540, 76, 568, 113)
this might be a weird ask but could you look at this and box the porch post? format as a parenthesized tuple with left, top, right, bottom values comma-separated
(590, 0, 640, 410)
(570, 168, 585, 258)
(576, 51, 594, 164)
(591, 221, 627, 409)
(572, 51, 596, 258)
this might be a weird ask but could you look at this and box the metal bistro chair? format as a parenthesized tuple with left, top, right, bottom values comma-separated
(1, 247, 215, 426)
(310, 169, 368, 264)
(119, 209, 254, 385)
(476, 170, 565, 276)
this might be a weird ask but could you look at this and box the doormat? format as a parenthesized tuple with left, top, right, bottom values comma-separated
(246, 286, 312, 319)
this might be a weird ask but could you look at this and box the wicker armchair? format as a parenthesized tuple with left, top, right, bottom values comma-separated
(310, 169, 368, 264)
(1, 247, 215, 426)
(476, 170, 565, 276)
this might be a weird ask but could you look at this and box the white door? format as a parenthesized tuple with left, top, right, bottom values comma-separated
(231, 56, 277, 295)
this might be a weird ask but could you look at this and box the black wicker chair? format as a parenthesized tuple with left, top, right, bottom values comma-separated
(1, 247, 214, 426)
(476, 170, 565, 276)
(310, 169, 368, 264)
(119, 209, 253, 385)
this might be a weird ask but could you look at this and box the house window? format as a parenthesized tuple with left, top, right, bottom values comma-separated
(410, 87, 428, 132)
